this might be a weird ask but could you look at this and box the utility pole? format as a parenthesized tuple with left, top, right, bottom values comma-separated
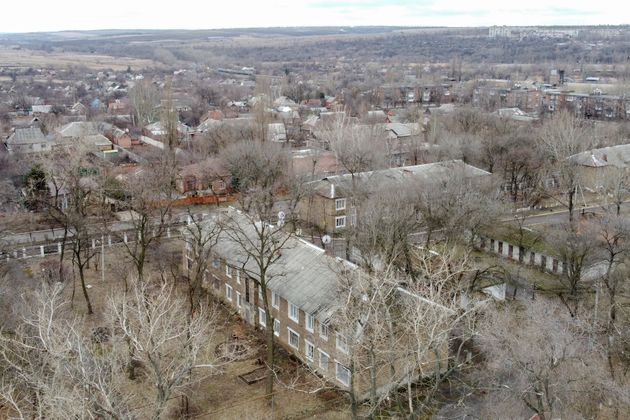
(101, 235, 105, 283)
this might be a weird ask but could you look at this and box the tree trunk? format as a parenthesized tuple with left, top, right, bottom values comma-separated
(349, 360, 359, 420)
(568, 186, 575, 222)
(78, 263, 93, 315)
(265, 314, 275, 404)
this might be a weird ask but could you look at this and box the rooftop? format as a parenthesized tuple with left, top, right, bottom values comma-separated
(313, 160, 491, 198)
(568, 143, 630, 168)
(200, 209, 356, 323)
(6, 126, 47, 145)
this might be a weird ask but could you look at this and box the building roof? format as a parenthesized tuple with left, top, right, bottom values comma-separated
(58, 121, 98, 138)
(31, 105, 53, 114)
(181, 158, 229, 178)
(145, 121, 191, 134)
(495, 107, 539, 122)
(82, 134, 113, 147)
(201, 209, 355, 322)
(312, 160, 491, 199)
(383, 122, 421, 138)
(568, 143, 630, 168)
(6, 126, 47, 145)
(268, 123, 287, 142)
(197, 117, 252, 133)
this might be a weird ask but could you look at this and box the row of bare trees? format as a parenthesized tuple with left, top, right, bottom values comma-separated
(0, 275, 223, 419)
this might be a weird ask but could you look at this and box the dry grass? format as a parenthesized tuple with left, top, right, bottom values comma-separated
(0, 47, 160, 71)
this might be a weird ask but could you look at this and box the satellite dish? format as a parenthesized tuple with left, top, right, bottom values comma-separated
(322, 234, 332, 245)
(277, 211, 286, 220)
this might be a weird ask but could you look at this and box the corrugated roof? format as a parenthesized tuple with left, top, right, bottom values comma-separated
(201, 210, 355, 322)
(6, 127, 47, 145)
(569, 143, 630, 168)
(312, 160, 491, 198)
(58, 122, 98, 138)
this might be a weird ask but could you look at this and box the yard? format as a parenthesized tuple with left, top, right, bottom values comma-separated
(14, 240, 352, 419)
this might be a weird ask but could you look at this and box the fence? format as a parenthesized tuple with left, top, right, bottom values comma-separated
(477, 236, 567, 275)
(0, 211, 215, 262)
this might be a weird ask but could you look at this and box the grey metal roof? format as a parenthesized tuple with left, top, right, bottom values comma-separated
(312, 160, 492, 199)
(58, 122, 98, 138)
(568, 143, 630, 168)
(6, 127, 47, 145)
(201, 210, 354, 322)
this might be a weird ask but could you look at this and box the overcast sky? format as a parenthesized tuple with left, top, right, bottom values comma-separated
(2, 0, 628, 33)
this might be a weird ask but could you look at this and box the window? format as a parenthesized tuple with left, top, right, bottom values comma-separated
(319, 323, 329, 340)
(305, 341, 315, 361)
(319, 350, 329, 371)
(306, 313, 315, 332)
(186, 256, 193, 271)
(336, 333, 348, 354)
(258, 286, 263, 302)
(288, 302, 299, 323)
(349, 209, 357, 226)
(335, 361, 351, 386)
(213, 276, 219, 290)
(225, 265, 232, 278)
(259, 308, 266, 327)
(272, 291, 280, 309)
(212, 256, 220, 269)
(335, 216, 346, 229)
(335, 198, 346, 211)
(225, 284, 233, 302)
(288, 328, 299, 349)
(236, 292, 242, 308)
(236, 269, 240, 284)
(273, 319, 280, 337)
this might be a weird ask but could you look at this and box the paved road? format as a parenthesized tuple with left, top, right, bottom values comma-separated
(517, 201, 630, 226)
(1, 210, 210, 246)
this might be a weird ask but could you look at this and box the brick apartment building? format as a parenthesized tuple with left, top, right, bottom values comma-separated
(183, 210, 448, 396)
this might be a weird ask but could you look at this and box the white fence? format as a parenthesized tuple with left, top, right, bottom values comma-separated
(477, 236, 567, 275)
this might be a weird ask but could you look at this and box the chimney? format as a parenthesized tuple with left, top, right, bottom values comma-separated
(330, 183, 335, 198)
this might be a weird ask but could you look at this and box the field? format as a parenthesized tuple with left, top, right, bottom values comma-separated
(0, 46, 161, 71)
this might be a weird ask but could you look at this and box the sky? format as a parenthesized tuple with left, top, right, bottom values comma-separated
(2, 0, 629, 33)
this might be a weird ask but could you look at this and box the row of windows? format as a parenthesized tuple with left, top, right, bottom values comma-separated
(260, 319, 350, 386)
(221, 266, 351, 386)
(225, 282, 346, 353)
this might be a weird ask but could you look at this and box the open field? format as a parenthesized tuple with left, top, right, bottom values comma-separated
(0, 47, 161, 70)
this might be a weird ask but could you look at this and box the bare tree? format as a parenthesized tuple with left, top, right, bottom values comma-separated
(413, 169, 501, 249)
(116, 152, 180, 285)
(537, 110, 593, 222)
(348, 186, 420, 277)
(330, 246, 483, 418)
(41, 148, 105, 315)
(129, 79, 160, 126)
(0, 282, 131, 418)
(108, 279, 219, 420)
(549, 222, 598, 317)
(218, 140, 308, 403)
(475, 298, 626, 420)
(161, 79, 180, 150)
(251, 75, 273, 142)
(598, 165, 630, 216)
(182, 211, 221, 316)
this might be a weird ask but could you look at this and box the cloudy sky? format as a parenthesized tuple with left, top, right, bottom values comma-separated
(2, 0, 628, 33)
